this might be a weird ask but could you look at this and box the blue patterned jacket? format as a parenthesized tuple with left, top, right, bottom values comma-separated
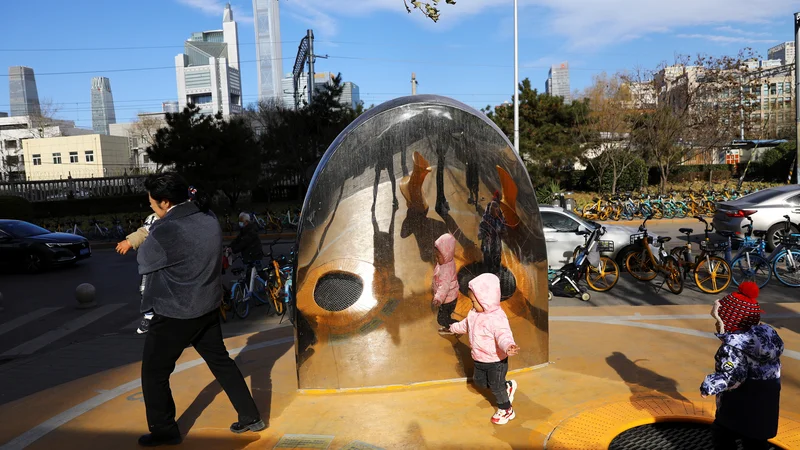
(700, 323, 783, 439)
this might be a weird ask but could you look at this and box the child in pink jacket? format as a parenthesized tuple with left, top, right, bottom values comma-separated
(432, 233, 459, 335)
(450, 273, 520, 425)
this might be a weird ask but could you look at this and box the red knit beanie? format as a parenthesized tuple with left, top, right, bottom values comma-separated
(714, 281, 763, 333)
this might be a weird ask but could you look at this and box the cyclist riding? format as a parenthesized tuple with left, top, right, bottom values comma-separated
(228, 212, 265, 283)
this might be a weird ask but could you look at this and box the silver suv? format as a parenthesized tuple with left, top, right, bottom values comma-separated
(713, 185, 800, 251)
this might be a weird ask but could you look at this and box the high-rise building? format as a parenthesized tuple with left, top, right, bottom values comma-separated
(768, 42, 795, 66)
(162, 101, 179, 113)
(340, 82, 361, 110)
(91, 77, 116, 135)
(280, 72, 360, 109)
(546, 62, 570, 102)
(175, 3, 242, 117)
(9, 66, 41, 117)
(253, 0, 283, 101)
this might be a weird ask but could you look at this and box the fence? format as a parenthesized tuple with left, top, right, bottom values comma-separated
(0, 173, 304, 204)
(0, 175, 148, 202)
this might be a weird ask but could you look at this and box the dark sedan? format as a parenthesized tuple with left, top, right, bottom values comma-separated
(0, 220, 91, 273)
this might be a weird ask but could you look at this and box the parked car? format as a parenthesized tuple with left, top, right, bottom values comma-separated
(0, 220, 91, 273)
(713, 185, 800, 251)
(540, 206, 653, 269)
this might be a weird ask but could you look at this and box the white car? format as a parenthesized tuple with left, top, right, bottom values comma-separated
(540, 206, 654, 270)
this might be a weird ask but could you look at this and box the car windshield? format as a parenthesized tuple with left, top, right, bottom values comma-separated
(0, 221, 51, 238)
(561, 209, 599, 230)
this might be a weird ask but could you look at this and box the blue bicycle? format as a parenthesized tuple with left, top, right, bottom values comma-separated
(720, 216, 772, 288)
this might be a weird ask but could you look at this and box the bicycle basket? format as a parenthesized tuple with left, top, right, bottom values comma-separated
(597, 240, 614, 253)
(700, 240, 729, 252)
(778, 233, 800, 246)
(630, 233, 646, 245)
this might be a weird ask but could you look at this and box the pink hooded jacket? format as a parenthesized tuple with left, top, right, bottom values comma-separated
(449, 273, 516, 363)
(432, 233, 459, 306)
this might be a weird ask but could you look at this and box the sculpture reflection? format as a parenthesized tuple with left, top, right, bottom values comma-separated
(479, 196, 508, 275)
(294, 95, 548, 390)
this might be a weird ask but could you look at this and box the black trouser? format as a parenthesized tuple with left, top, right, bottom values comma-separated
(436, 301, 457, 327)
(712, 422, 771, 450)
(473, 358, 511, 410)
(141, 310, 259, 438)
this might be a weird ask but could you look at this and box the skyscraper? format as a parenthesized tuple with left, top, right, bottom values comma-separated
(546, 62, 571, 102)
(768, 42, 795, 66)
(253, 0, 283, 101)
(9, 66, 41, 117)
(91, 77, 117, 135)
(175, 3, 242, 117)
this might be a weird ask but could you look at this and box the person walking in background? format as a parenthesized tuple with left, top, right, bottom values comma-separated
(136, 173, 263, 447)
(478, 192, 507, 274)
(432, 233, 459, 335)
(115, 212, 159, 334)
(450, 273, 520, 425)
(701, 282, 783, 450)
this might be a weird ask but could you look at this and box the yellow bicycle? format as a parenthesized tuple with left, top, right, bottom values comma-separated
(625, 214, 684, 294)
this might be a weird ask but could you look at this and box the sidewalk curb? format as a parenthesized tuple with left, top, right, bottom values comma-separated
(88, 232, 297, 249)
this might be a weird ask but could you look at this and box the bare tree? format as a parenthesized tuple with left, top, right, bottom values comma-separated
(577, 72, 643, 193)
(26, 98, 61, 138)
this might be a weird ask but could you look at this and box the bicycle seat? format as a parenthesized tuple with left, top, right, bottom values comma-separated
(718, 230, 736, 238)
(753, 230, 767, 238)
(657, 236, 671, 243)
(679, 228, 693, 235)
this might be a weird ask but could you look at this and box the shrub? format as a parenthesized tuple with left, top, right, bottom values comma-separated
(0, 196, 35, 220)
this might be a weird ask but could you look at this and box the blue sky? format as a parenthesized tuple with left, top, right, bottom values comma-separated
(0, 0, 797, 128)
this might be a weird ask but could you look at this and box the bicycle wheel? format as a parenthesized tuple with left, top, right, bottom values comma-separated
(693, 255, 731, 294)
(730, 253, 771, 288)
(232, 284, 250, 319)
(664, 257, 683, 294)
(673, 202, 688, 219)
(625, 250, 657, 281)
(772, 250, 800, 287)
(586, 256, 619, 292)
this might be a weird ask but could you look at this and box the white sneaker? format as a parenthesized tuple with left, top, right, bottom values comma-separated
(507, 380, 518, 404)
(491, 407, 515, 425)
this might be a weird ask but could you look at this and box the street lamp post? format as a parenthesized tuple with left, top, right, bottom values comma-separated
(513, 0, 519, 154)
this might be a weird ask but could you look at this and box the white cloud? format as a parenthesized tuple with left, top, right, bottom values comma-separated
(278, 0, 796, 49)
(677, 33, 777, 44)
(714, 26, 770, 37)
(176, 0, 254, 24)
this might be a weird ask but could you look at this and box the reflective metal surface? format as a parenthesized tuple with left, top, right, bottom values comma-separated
(294, 95, 548, 390)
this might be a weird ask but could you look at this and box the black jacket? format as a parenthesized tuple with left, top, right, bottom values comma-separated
(137, 202, 222, 319)
(230, 222, 263, 263)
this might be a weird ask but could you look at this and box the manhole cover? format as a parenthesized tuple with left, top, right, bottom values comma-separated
(609, 423, 781, 450)
(314, 272, 364, 312)
(457, 262, 516, 300)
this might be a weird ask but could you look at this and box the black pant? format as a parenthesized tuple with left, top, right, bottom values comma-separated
(712, 422, 771, 450)
(142, 310, 259, 437)
(437, 301, 457, 327)
(473, 358, 511, 410)
(483, 248, 502, 274)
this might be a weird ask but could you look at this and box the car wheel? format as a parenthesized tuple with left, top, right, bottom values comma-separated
(615, 245, 637, 270)
(24, 252, 45, 273)
(767, 223, 799, 252)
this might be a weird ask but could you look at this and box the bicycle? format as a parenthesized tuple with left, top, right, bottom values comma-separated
(670, 216, 731, 294)
(547, 226, 620, 301)
(88, 218, 110, 240)
(719, 216, 772, 288)
(767, 215, 800, 288)
(625, 214, 683, 294)
(228, 259, 273, 319)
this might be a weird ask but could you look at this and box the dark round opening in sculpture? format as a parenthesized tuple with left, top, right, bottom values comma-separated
(293, 94, 549, 390)
(314, 272, 364, 312)
(608, 422, 783, 450)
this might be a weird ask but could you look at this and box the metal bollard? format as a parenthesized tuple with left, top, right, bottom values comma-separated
(75, 283, 97, 309)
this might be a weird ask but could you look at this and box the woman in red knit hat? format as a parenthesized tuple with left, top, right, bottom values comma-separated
(701, 281, 784, 450)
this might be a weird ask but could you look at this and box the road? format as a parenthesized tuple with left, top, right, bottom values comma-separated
(0, 219, 797, 405)
(0, 239, 296, 405)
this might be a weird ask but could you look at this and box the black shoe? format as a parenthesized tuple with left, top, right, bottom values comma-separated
(136, 316, 152, 335)
(230, 418, 266, 434)
(138, 433, 182, 447)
